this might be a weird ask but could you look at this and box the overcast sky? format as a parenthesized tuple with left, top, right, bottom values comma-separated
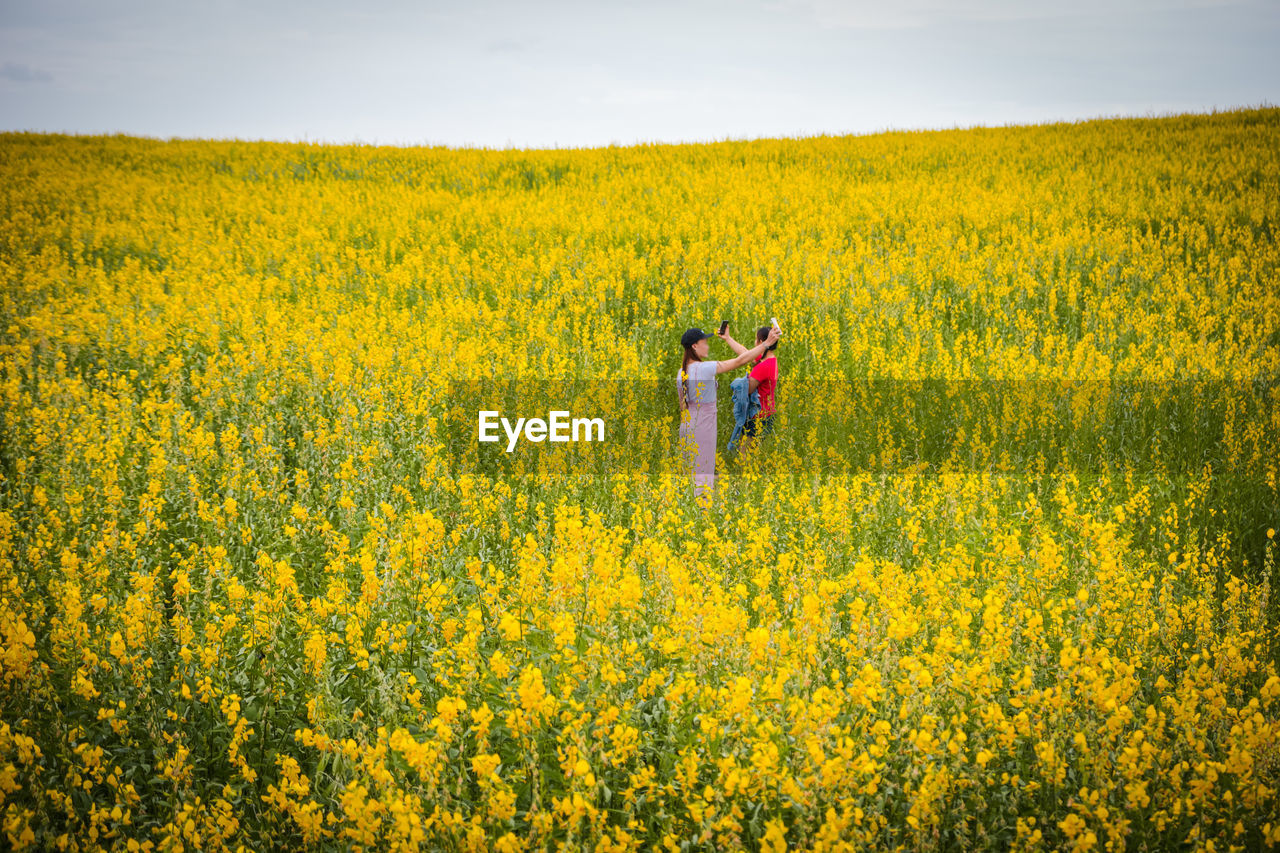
(1, 0, 1276, 148)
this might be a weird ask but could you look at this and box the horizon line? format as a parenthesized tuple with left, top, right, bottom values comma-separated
(1, 102, 1275, 153)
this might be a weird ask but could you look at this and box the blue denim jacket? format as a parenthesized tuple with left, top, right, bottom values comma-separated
(727, 374, 760, 454)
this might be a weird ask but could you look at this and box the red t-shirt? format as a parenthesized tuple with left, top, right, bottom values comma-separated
(750, 356, 777, 416)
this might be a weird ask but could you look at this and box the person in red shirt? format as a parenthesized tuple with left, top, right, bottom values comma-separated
(742, 325, 778, 446)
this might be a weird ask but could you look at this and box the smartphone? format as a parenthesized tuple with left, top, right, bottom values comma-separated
(718, 320, 729, 335)
(771, 317, 781, 332)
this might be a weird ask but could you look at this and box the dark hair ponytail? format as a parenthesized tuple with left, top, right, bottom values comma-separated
(682, 345, 703, 373)
(679, 345, 703, 409)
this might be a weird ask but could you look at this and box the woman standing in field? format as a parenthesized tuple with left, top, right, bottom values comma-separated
(678, 324, 781, 499)
(742, 325, 779, 447)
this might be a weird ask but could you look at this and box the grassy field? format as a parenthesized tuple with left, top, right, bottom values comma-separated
(1, 108, 1278, 850)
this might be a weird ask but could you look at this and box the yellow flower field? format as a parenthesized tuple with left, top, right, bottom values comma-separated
(1, 108, 1278, 850)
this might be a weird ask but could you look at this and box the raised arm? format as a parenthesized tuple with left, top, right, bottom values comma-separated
(717, 329, 748, 357)
(715, 327, 781, 374)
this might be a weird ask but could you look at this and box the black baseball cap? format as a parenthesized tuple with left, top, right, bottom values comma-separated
(681, 327, 710, 348)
